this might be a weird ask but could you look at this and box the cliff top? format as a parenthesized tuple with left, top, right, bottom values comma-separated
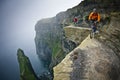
(54, 33, 120, 80)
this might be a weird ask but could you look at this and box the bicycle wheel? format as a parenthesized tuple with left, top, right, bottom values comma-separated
(90, 31, 93, 39)
(90, 29, 95, 39)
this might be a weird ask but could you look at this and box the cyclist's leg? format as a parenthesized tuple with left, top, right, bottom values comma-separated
(90, 20, 95, 38)
(93, 26, 97, 33)
(92, 26, 96, 38)
(90, 21, 94, 38)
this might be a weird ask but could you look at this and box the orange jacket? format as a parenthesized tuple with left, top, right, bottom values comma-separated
(88, 12, 100, 22)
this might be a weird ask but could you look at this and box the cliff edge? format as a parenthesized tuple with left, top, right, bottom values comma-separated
(17, 0, 120, 79)
(54, 14, 120, 80)
(54, 35, 120, 80)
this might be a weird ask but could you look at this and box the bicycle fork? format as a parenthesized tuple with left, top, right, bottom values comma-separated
(90, 29, 95, 39)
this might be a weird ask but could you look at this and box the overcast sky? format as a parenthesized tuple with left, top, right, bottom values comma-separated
(0, 0, 82, 79)
(0, 0, 82, 51)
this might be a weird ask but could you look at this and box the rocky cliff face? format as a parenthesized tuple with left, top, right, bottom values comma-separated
(35, 13, 68, 79)
(63, 26, 91, 53)
(54, 36, 120, 80)
(17, 49, 39, 80)
(97, 12, 120, 60)
(17, 0, 120, 80)
(54, 27, 120, 80)
(35, 16, 65, 70)
(34, 0, 120, 79)
(53, 12, 120, 80)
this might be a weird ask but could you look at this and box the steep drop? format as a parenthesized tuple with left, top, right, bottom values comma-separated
(54, 35, 120, 80)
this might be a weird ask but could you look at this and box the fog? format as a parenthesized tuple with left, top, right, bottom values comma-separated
(0, 0, 82, 80)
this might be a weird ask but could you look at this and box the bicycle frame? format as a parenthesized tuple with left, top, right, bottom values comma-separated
(90, 21, 97, 39)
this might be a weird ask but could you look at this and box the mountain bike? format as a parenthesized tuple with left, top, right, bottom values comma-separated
(90, 21, 98, 39)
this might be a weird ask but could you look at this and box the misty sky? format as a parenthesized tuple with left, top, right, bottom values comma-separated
(0, 0, 82, 80)
(1, 0, 81, 51)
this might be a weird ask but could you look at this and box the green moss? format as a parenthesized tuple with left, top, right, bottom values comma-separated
(41, 30, 63, 58)
(52, 41, 61, 57)
(42, 31, 66, 66)
(49, 38, 64, 59)
(17, 49, 38, 80)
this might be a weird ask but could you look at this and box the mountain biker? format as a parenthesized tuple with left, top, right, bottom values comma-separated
(88, 8, 100, 33)
(73, 17, 78, 25)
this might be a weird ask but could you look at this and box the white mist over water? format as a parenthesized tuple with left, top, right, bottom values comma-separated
(0, 0, 82, 80)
